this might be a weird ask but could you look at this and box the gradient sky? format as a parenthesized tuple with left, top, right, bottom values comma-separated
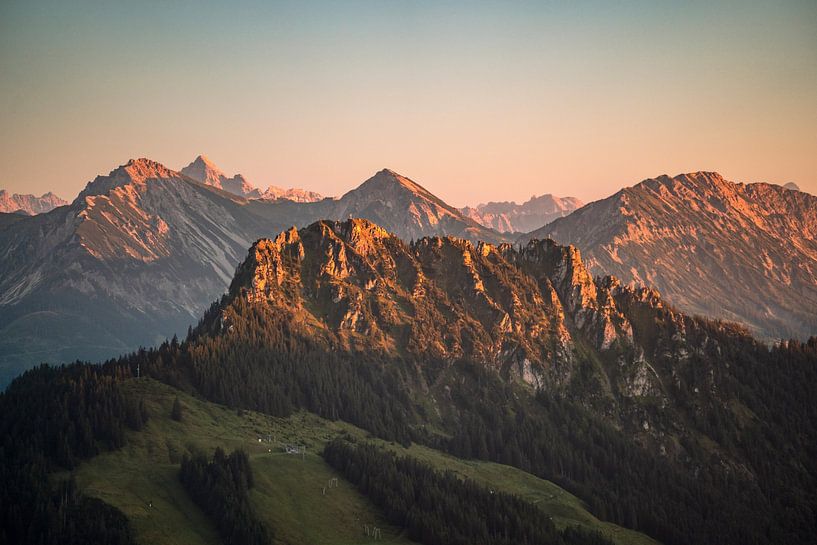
(1, 0, 816, 206)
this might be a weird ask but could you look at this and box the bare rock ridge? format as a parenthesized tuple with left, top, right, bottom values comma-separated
(224, 218, 656, 389)
(461, 193, 583, 233)
(180, 154, 323, 202)
(524, 171, 817, 340)
(0, 189, 67, 215)
(180, 154, 262, 198)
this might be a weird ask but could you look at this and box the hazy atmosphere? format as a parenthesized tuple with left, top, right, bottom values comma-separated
(2, 0, 816, 204)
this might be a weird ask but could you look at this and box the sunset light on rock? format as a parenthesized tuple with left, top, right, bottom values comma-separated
(1, 2, 815, 545)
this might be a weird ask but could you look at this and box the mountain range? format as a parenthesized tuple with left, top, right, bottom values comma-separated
(4, 216, 815, 545)
(0, 158, 507, 385)
(0, 189, 67, 215)
(524, 171, 817, 340)
(1, 159, 814, 386)
(180, 154, 324, 202)
(461, 193, 583, 233)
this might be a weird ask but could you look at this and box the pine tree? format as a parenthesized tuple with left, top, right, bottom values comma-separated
(171, 396, 183, 421)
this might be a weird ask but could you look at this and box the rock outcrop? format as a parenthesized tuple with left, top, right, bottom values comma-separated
(225, 219, 662, 391)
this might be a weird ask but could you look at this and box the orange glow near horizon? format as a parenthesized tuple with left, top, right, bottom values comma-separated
(1, 1, 815, 205)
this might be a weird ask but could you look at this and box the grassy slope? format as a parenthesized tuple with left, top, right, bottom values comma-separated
(70, 378, 658, 545)
(382, 444, 659, 545)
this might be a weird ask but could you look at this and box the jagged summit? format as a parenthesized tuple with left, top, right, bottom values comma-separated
(181, 155, 261, 199)
(220, 217, 639, 365)
(461, 192, 583, 233)
(181, 154, 225, 185)
(0, 189, 67, 215)
(75, 158, 186, 202)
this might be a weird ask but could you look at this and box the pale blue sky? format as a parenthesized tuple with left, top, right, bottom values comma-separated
(1, 0, 815, 204)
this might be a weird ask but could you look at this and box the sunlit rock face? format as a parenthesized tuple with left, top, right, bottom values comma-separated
(524, 171, 817, 340)
(227, 218, 657, 391)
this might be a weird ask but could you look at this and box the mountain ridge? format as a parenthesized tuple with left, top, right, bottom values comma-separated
(523, 170, 817, 340)
(0, 159, 508, 384)
(0, 189, 67, 215)
(181, 154, 323, 202)
(462, 193, 583, 233)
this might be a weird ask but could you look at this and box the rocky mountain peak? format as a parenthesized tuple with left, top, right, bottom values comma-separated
(526, 170, 817, 340)
(357, 168, 433, 197)
(335, 170, 507, 244)
(220, 219, 643, 376)
(181, 155, 261, 198)
(122, 158, 179, 180)
(181, 154, 226, 187)
(76, 158, 185, 202)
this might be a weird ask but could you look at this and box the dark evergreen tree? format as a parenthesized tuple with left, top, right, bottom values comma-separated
(171, 396, 183, 421)
(179, 448, 272, 545)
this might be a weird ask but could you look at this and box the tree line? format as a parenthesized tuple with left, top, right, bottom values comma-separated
(179, 447, 272, 545)
(0, 363, 142, 544)
(323, 437, 613, 545)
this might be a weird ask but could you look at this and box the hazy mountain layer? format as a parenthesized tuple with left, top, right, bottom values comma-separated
(181, 154, 323, 202)
(461, 193, 582, 233)
(0, 189, 67, 215)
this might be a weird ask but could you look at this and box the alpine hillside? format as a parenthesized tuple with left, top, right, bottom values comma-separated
(0, 158, 281, 386)
(524, 171, 817, 340)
